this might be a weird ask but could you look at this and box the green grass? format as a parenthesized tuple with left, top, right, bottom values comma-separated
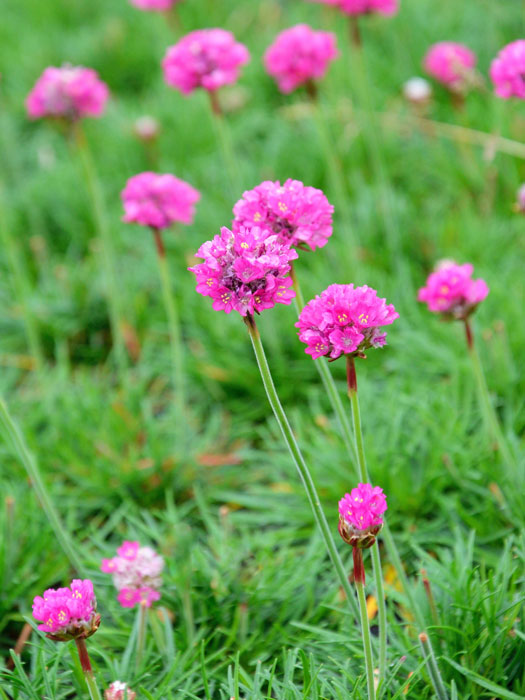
(0, 0, 524, 697)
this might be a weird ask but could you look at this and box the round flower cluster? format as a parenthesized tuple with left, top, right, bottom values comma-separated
(233, 179, 334, 251)
(101, 541, 164, 608)
(189, 226, 297, 316)
(417, 261, 489, 319)
(310, 0, 398, 16)
(162, 29, 250, 95)
(32, 579, 100, 641)
(105, 681, 137, 700)
(490, 40, 525, 99)
(403, 76, 432, 104)
(423, 42, 476, 90)
(26, 66, 109, 121)
(338, 483, 387, 548)
(121, 172, 201, 229)
(264, 25, 338, 94)
(296, 284, 399, 360)
(130, 0, 179, 10)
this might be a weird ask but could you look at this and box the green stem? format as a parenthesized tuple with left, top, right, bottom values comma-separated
(75, 639, 102, 700)
(208, 92, 241, 198)
(418, 632, 449, 700)
(356, 574, 376, 700)
(244, 314, 358, 618)
(136, 602, 148, 666)
(0, 398, 83, 573)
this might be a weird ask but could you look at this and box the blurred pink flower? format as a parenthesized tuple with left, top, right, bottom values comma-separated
(515, 184, 525, 213)
(121, 172, 200, 229)
(264, 25, 338, 94)
(339, 483, 387, 531)
(32, 579, 100, 640)
(418, 261, 489, 319)
(105, 681, 137, 700)
(26, 65, 109, 121)
(233, 179, 333, 251)
(490, 40, 525, 99)
(131, 0, 180, 10)
(309, 0, 398, 16)
(101, 541, 164, 608)
(162, 29, 250, 95)
(423, 42, 476, 89)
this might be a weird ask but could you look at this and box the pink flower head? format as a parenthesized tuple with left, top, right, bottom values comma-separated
(339, 483, 387, 531)
(26, 65, 109, 121)
(131, 0, 179, 10)
(162, 29, 250, 95)
(101, 542, 164, 608)
(423, 42, 476, 90)
(121, 172, 200, 229)
(105, 681, 137, 700)
(417, 261, 489, 319)
(338, 0, 399, 15)
(515, 184, 525, 213)
(233, 179, 334, 251)
(189, 226, 297, 316)
(490, 40, 525, 99)
(296, 284, 399, 360)
(32, 579, 100, 641)
(264, 25, 338, 94)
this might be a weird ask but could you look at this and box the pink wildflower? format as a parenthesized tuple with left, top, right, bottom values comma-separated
(423, 42, 476, 90)
(189, 226, 297, 316)
(339, 483, 387, 531)
(26, 66, 109, 121)
(338, 0, 398, 15)
(417, 261, 489, 319)
(296, 284, 399, 360)
(233, 179, 334, 251)
(490, 40, 525, 99)
(130, 0, 179, 10)
(105, 681, 137, 700)
(32, 579, 100, 641)
(162, 29, 250, 95)
(264, 25, 338, 94)
(121, 172, 201, 229)
(101, 541, 164, 608)
(515, 184, 525, 213)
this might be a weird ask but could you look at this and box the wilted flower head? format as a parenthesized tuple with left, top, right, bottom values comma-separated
(133, 115, 160, 142)
(233, 179, 334, 251)
(338, 483, 387, 548)
(101, 541, 164, 608)
(26, 65, 109, 121)
(189, 226, 297, 316)
(490, 40, 525, 99)
(311, 0, 398, 16)
(296, 284, 399, 360)
(105, 681, 137, 700)
(417, 261, 489, 319)
(264, 25, 338, 94)
(32, 579, 100, 641)
(423, 42, 476, 90)
(131, 0, 180, 10)
(162, 29, 250, 95)
(403, 76, 432, 104)
(121, 172, 201, 229)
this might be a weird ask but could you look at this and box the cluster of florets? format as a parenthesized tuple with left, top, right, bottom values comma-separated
(417, 261, 489, 320)
(233, 179, 334, 251)
(121, 172, 201, 229)
(130, 0, 179, 10)
(423, 42, 476, 91)
(105, 681, 137, 700)
(190, 226, 297, 316)
(26, 65, 109, 121)
(162, 29, 250, 95)
(264, 25, 338, 94)
(490, 40, 525, 99)
(101, 541, 164, 608)
(338, 483, 387, 549)
(310, 0, 398, 16)
(296, 284, 399, 360)
(32, 579, 100, 641)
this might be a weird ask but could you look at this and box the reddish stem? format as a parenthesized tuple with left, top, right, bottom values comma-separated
(75, 638, 92, 673)
(464, 317, 473, 351)
(209, 91, 222, 117)
(346, 355, 358, 394)
(349, 16, 362, 48)
(353, 546, 365, 584)
(306, 80, 318, 103)
(151, 227, 165, 258)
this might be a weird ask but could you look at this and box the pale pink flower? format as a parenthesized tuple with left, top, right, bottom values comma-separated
(296, 284, 398, 360)
(121, 172, 201, 229)
(233, 179, 334, 251)
(264, 25, 338, 94)
(131, 0, 179, 10)
(105, 681, 137, 700)
(339, 483, 387, 531)
(418, 261, 489, 319)
(490, 40, 525, 99)
(338, 0, 398, 15)
(26, 65, 109, 121)
(101, 541, 164, 608)
(162, 29, 250, 95)
(32, 579, 100, 641)
(515, 184, 525, 213)
(423, 42, 476, 90)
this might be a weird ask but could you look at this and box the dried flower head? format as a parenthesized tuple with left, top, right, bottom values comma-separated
(101, 541, 164, 608)
(105, 681, 137, 700)
(133, 115, 160, 142)
(417, 261, 489, 319)
(423, 42, 476, 91)
(403, 76, 432, 104)
(338, 483, 387, 549)
(490, 40, 525, 99)
(32, 579, 100, 641)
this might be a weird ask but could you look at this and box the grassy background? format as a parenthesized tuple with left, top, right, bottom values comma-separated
(0, 0, 524, 697)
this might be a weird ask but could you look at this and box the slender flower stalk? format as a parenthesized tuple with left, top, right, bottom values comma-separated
(418, 632, 449, 700)
(136, 601, 148, 666)
(76, 638, 103, 700)
(208, 94, 241, 197)
(355, 549, 375, 699)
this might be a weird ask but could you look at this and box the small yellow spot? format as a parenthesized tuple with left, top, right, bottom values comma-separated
(439, 284, 449, 294)
(73, 590, 82, 599)
(253, 212, 262, 222)
(58, 610, 67, 622)
(358, 313, 369, 324)
(278, 201, 288, 212)
(240, 242, 249, 249)
(337, 313, 348, 323)
(206, 278, 214, 287)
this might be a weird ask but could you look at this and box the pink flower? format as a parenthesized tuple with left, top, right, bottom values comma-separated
(339, 483, 387, 531)
(423, 42, 476, 89)
(417, 261, 489, 319)
(515, 184, 525, 213)
(233, 179, 334, 251)
(130, 0, 179, 10)
(117, 540, 140, 560)
(189, 226, 297, 316)
(296, 284, 398, 360)
(32, 579, 100, 641)
(162, 29, 250, 95)
(26, 65, 109, 121)
(490, 40, 525, 99)
(264, 25, 338, 94)
(121, 172, 200, 229)
(338, 0, 398, 15)
(101, 542, 164, 608)
(105, 681, 137, 700)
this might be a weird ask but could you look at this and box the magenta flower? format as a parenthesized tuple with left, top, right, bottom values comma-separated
(515, 184, 525, 213)
(264, 25, 338, 94)
(32, 579, 100, 641)
(339, 483, 387, 531)
(130, 0, 179, 10)
(26, 65, 109, 121)
(310, 0, 398, 16)
(233, 179, 334, 251)
(105, 682, 137, 700)
(296, 284, 399, 360)
(162, 29, 250, 95)
(121, 172, 201, 229)
(423, 42, 476, 90)
(101, 541, 164, 608)
(189, 226, 297, 316)
(417, 261, 489, 319)
(490, 40, 525, 99)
